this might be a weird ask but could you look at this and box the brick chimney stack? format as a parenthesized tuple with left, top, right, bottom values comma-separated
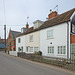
(26, 22, 29, 29)
(48, 10, 57, 19)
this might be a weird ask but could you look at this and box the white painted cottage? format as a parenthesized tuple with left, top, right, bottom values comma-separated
(40, 8, 75, 59)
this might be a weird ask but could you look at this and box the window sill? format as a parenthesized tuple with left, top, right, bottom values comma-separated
(57, 54, 66, 56)
(46, 37, 54, 40)
(47, 53, 54, 54)
(29, 41, 33, 42)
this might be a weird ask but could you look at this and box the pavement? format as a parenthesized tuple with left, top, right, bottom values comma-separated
(0, 52, 75, 75)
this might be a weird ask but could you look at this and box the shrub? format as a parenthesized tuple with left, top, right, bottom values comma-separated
(34, 51, 42, 56)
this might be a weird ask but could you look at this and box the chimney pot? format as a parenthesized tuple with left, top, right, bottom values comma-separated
(26, 22, 29, 29)
(50, 9, 52, 14)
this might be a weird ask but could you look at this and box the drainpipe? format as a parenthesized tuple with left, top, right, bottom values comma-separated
(70, 22, 72, 63)
(67, 22, 69, 60)
(67, 22, 71, 63)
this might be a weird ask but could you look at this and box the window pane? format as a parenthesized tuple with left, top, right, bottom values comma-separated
(52, 47, 54, 53)
(34, 47, 39, 52)
(30, 35, 33, 42)
(34, 23, 37, 28)
(72, 24, 75, 33)
(18, 38, 21, 43)
(63, 46, 66, 54)
(21, 46, 23, 52)
(47, 30, 53, 38)
(48, 47, 49, 53)
(58, 50, 59, 54)
(61, 46, 62, 54)
(30, 47, 33, 52)
(48, 46, 54, 54)
(26, 47, 28, 52)
(58, 46, 66, 54)
(18, 47, 20, 52)
(58, 47, 59, 54)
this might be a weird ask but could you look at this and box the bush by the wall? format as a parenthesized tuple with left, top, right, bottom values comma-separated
(34, 51, 42, 56)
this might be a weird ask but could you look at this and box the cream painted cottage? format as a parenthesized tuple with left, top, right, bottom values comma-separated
(16, 20, 43, 53)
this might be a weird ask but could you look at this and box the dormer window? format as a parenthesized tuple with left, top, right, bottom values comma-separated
(34, 23, 37, 29)
(33, 20, 43, 29)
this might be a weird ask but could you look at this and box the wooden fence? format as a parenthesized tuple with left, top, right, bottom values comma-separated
(17, 52, 75, 71)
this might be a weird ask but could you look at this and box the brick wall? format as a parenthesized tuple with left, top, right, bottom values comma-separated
(7, 31, 16, 52)
(48, 11, 57, 19)
(71, 34, 75, 44)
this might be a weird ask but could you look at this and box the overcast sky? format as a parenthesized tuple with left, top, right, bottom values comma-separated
(0, 0, 75, 38)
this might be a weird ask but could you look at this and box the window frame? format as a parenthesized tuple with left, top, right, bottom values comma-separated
(18, 38, 21, 43)
(30, 47, 33, 52)
(57, 46, 66, 54)
(34, 23, 37, 29)
(18, 47, 20, 52)
(26, 47, 28, 52)
(21, 46, 23, 52)
(47, 30, 53, 39)
(29, 35, 33, 42)
(34, 47, 39, 52)
(48, 46, 54, 54)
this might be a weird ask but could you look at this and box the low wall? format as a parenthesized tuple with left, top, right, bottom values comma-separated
(9, 51, 17, 56)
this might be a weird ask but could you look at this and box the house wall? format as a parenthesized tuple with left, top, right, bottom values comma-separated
(71, 34, 75, 44)
(16, 35, 26, 52)
(40, 23, 69, 58)
(25, 31, 40, 53)
(7, 31, 15, 52)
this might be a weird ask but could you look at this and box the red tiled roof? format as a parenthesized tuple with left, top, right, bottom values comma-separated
(17, 8, 75, 37)
(39, 8, 75, 29)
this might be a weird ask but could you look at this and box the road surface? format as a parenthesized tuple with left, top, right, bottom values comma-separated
(0, 52, 75, 75)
